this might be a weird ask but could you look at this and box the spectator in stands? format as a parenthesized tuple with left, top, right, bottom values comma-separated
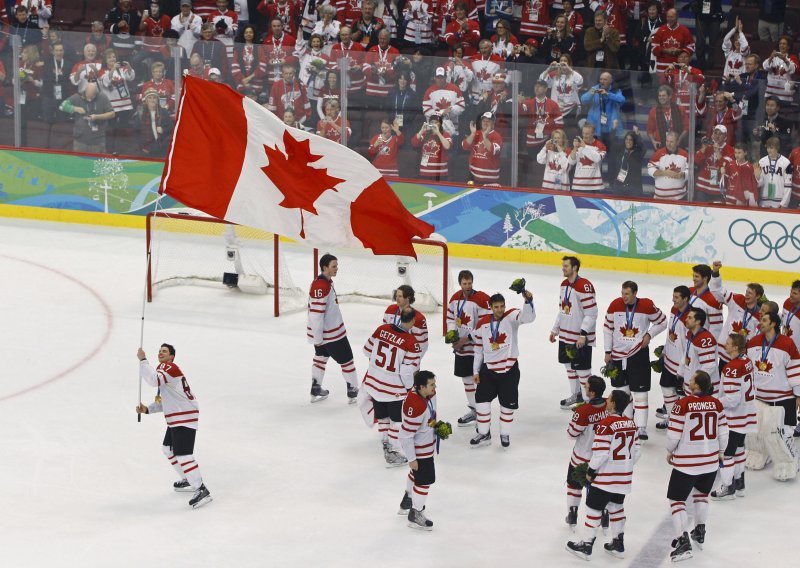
(209, 0, 239, 60)
(725, 54, 764, 148)
(191, 0, 219, 21)
(17, 0, 51, 29)
(755, 96, 793, 157)
(87, 20, 113, 53)
(329, 25, 366, 98)
(508, 38, 540, 65)
(444, 2, 481, 57)
(520, 79, 563, 186)
(70, 43, 103, 94)
(467, 39, 504, 105)
(692, 0, 723, 71)
(540, 54, 583, 140)
(135, 3, 172, 81)
(483, 0, 513, 36)
(258, 0, 299, 38)
(518, 0, 550, 42)
(140, 61, 176, 115)
(41, 42, 74, 122)
(11, 5, 40, 46)
(647, 130, 689, 201)
(490, 18, 516, 59)
(364, 29, 398, 100)
(536, 128, 571, 191)
(584, 10, 620, 70)
(336, 0, 365, 26)
(561, 0, 583, 39)
(788, 143, 800, 205)
(755, 136, 792, 208)
(580, 71, 624, 163)
(351, 0, 385, 49)
(140, 88, 173, 157)
(661, 50, 704, 112)
(185, 52, 209, 79)
(608, 127, 645, 197)
(651, 8, 694, 74)
(282, 108, 308, 130)
(378, 0, 402, 42)
(207, 67, 224, 83)
(18, 43, 43, 132)
(647, 85, 686, 149)
(698, 90, 741, 148)
(462, 111, 503, 185)
(311, 4, 341, 53)
(262, 17, 297, 86)
(59, 82, 115, 154)
(599, 0, 629, 69)
(193, 22, 229, 78)
(268, 63, 312, 127)
(762, 37, 798, 104)
(316, 97, 351, 142)
(297, 34, 329, 109)
(694, 124, 734, 202)
(172, 0, 203, 55)
(0, 61, 7, 116)
(161, 29, 188, 79)
(412, 111, 452, 181)
(368, 117, 404, 177)
(106, 0, 143, 38)
(411, 47, 435, 88)
(316, 69, 340, 120)
(232, 24, 267, 98)
(568, 122, 606, 192)
(233, 0, 254, 29)
(758, 0, 786, 43)
(422, 66, 466, 136)
(401, 0, 435, 50)
(721, 16, 749, 82)
(385, 71, 418, 135)
(444, 45, 474, 94)
(540, 13, 577, 65)
(633, 0, 663, 75)
(720, 143, 758, 207)
(99, 48, 135, 154)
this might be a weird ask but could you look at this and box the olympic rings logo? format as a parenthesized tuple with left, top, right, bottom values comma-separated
(728, 219, 800, 263)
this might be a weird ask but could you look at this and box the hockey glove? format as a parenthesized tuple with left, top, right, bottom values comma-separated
(509, 278, 526, 294)
(444, 329, 459, 344)
(433, 420, 453, 440)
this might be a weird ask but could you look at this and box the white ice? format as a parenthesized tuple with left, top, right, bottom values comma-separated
(0, 218, 796, 568)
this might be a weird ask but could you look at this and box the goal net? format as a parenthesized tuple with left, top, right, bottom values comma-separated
(312, 239, 452, 335)
(146, 211, 306, 316)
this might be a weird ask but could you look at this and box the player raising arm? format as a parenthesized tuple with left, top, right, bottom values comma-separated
(136, 343, 212, 509)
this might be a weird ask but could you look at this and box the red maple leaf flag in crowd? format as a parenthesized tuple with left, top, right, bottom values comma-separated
(160, 76, 434, 256)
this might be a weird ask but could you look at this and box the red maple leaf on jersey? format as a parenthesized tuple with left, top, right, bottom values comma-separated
(548, 159, 563, 171)
(667, 161, 682, 173)
(458, 313, 471, 326)
(476, 68, 492, 82)
(579, 155, 595, 167)
(731, 321, 751, 336)
(619, 325, 640, 338)
(492, 331, 507, 345)
(784, 326, 794, 337)
(557, 84, 573, 96)
(733, 60, 743, 69)
(755, 360, 773, 373)
(261, 130, 345, 237)
(435, 98, 452, 112)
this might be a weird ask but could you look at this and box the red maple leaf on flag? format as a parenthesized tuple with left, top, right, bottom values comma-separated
(261, 130, 345, 238)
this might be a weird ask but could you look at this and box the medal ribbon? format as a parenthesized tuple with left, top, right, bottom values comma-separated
(490, 316, 502, 345)
(761, 334, 777, 364)
(625, 299, 639, 333)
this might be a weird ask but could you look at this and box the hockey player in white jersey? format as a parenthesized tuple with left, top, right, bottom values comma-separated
(383, 285, 429, 361)
(136, 343, 212, 509)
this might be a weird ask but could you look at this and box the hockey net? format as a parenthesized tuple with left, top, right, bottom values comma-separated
(146, 211, 306, 316)
(312, 239, 451, 335)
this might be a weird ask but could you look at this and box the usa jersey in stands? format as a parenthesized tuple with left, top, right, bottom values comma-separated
(746, 333, 800, 403)
(383, 305, 429, 359)
(398, 391, 437, 461)
(667, 394, 728, 475)
(307, 275, 346, 345)
(678, 328, 718, 394)
(446, 290, 492, 358)
(780, 298, 800, 351)
(688, 286, 724, 338)
(757, 154, 792, 209)
(472, 301, 536, 374)
(663, 306, 689, 375)
(709, 274, 761, 362)
(567, 402, 609, 468)
(363, 324, 420, 402)
(140, 361, 199, 429)
(568, 139, 606, 192)
(552, 277, 598, 346)
(720, 356, 757, 433)
(603, 297, 666, 360)
(588, 415, 640, 495)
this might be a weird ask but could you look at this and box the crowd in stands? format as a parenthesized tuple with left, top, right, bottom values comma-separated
(2, 0, 800, 208)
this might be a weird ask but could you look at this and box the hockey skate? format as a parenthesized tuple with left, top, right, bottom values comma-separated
(189, 484, 212, 509)
(566, 538, 594, 560)
(734, 473, 746, 497)
(173, 478, 193, 493)
(310, 380, 329, 403)
(670, 533, 692, 563)
(384, 447, 407, 468)
(710, 484, 736, 501)
(469, 431, 491, 448)
(565, 506, 578, 531)
(690, 524, 705, 550)
(601, 509, 610, 534)
(604, 534, 625, 559)
(457, 407, 477, 427)
(346, 383, 358, 404)
(398, 492, 412, 515)
(655, 405, 668, 420)
(638, 428, 648, 442)
(655, 420, 668, 431)
(407, 508, 433, 531)
(500, 434, 510, 448)
(560, 392, 583, 410)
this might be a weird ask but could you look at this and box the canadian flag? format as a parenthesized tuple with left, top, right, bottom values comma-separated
(160, 77, 434, 256)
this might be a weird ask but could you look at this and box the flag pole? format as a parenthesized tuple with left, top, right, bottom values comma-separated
(139, 197, 163, 422)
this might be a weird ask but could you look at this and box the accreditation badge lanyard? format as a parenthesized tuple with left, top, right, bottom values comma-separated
(625, 300, 639, 337)
(768, 156, 778, 179)
(490, 316, 503, 350)
(759, 335, 777, 371)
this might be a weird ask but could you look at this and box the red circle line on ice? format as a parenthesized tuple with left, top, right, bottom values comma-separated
(0, 254, 114, 403)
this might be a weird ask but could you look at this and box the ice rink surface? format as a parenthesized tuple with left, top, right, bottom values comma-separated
(0, 218, 796, 568)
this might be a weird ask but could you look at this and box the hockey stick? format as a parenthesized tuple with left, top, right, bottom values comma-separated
(138, 249, 149, 423)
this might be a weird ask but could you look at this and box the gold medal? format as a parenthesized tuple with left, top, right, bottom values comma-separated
(669, 332, 677, 342)
(758, 361, 768, 371)
(685, 357, 691, 366)
(154, 394, 162, 404)
(563, 305, 571, 314)
(625, 329, 635, 338)
(455, 317, 462, 327)
(738, 329, 748, 337)
(491, 342, 500, 350)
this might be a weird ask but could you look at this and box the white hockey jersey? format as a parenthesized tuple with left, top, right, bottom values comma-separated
(780, 298, 800, 352)
(568, 139, 606, 192)
(688, 286, 724, 339)
(140, 360, 199, 429)
(398, 390, 437, 461)
(603, 297, 667, 360)
(720, 355, 757, 434)
(472, 301, 536, 374)
(362, 323, 420, 402)
(746, 333, 800, 403)
(307, 275, 347, 345)
(709, 274, 761, 362)
(663, 306, 689, 376)
(567, 401, 608, 467)
(383, 305, 429, 359)
(552, 276, 598, 346)
(588, 414, 641, 495)
(667, 394, 728, 475)
(677, 327, 719, 394)
(446, 289, 492, 358)
(536, 146, 572, 192)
